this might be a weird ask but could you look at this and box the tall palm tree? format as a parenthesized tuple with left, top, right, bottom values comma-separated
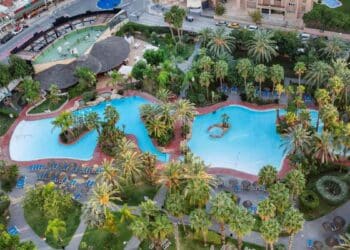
(321, 37, 346, 60)
(173, 99, 197, 127)
(229, 207, 255, 250)
(313, 132, 337, 164)
(315, 88, 331, 131)
(236, 58, 252, 89)
(332, 59, 350, 105)
(116, 137, 137, 155)
(258, 165, 278, 187)
(184, 178, 211, 208)
(52, 111, 74, 136)
(116, 150, 142, 184)
(199, 71, 213, 99)
(254, 64, 268, 96)
(268, 183, 291, 215)
(45, 218, 66, 244)
(104, 106, 120, 126)
(145, 119, 167, 139)
(210, 191, 235, 244)
(198, 55, 214, 72)
(260, 219, 281, 250)
(257, 199, 276, 221)
(320, 103, 339, 129)
(158, 161, 185, 192)
(165, 191, 186, 232)
(282, 208, 304, 250)
(198, 27, 213, 47)
(285, 169, 306, 201)
(189, 208, 212, 247)
(270, 64, 284, 92)
(328, 75, 344, 104)
(282, 124, 312, 156)
(305, 61, 333, 89)
(248, 30, 278, 63)
(215, 60, 229, 91)
(299, 109, 311, 129)
(335, 234, 350, 249)
(96, 159, 121, 190)
(207, 27, 235, 58)
(294, 62, 306, 86)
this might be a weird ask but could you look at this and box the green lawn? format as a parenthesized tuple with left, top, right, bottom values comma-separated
(0, 114, 16, 136)
(117, 183, 159, 206)
(140, 227, 264, 250)
(24, 202, 81, 248)
(79, 212, 133, 250)
(338, 0, 350, 13)
(28, 96, 67, 114)
(300, 171, 350, 221)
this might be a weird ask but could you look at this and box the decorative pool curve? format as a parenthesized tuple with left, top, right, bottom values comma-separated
(322, 0, 342, 8)
(9, 96, 169, 162)
(97, 0, 121, 9)
(188, 105, 319, 175)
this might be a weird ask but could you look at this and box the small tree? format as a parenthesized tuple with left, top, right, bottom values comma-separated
(215, 3, 226, 16)
(75, 67, 97, 91)
(258, 165, 278, 187)
(249, 10, 263, 25)
(45, 218, 66, 246)
(48, 84, 61, 108)
(52, 111, 74, 137)
(22, 78, 41, 104)
(257, 199, 276, 221)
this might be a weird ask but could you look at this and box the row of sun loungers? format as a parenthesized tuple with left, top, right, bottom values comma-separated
(16, 176, 27, 189)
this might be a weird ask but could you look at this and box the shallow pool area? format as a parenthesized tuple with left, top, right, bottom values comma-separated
(34, 26, 106, 64)
(188, 106, 319, 175)
(322, 0, 342, 8)
(10, 96, 169, 162)
(97, 0, 121, 9)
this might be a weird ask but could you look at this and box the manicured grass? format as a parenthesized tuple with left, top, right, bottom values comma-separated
(338, 0, 350, 13)
(28, 96, 67, 114)
(24, 202, 81, 248)
(140, 227, 264, 250)
(117, 183, 159, 206)
(79, 212, 133, 250)
(0, 114, 16, 136)
(300, 171, 350, 221)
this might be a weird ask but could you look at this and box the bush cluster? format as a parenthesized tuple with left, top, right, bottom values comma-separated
(316, 176, 349, 205)
(82, 90, 97, 103)
(299, 190, 320, 210)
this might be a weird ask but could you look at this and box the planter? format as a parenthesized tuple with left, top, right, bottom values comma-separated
(59, 126, 90, 145)
(207, 123, 230, 138)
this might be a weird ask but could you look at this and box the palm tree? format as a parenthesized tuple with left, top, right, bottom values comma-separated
(189, 208, 212, 247)
(282, 124, 312, 156)
(156, 88, 170, 103)
(257, 199, 276, 221)
(158, 161, 185, 192)
(328, 75, 344, 104)
(116, 137, 137, 155)
(198, 27, 213, 47)
(145, 119, 167, 139)
(313, 131, 337, 164)
(258, 165, 278, 187)
(119, 204, 135, 223)
(165, 192, 186, 232)
(268, 183, 291, 215)
(294, 62, 306, 86)
(151, 215, 174, 249)
(260, 219, 281, 250)
(299, 109, 311, 129)
(45, 218, 66, 244)
(85, 111, 101, 135)
(48, 84, 61, 107)
(254, 64, 268, 96)
(107, 70, 124, 90)
(173, 99, 197, 127)
(96, 159, 121, 190)
(331, 58, 350, 105)
(315, 88, 331, 131)
(270, 64, 284, 92)
(275, 83, 284, 103)
(248, 30, 278, 63)
(184, 178, 211, 208)
(236, 58, 252, 89)
(75, 67, 97, 90)
(215, 60, 229, 91)
(199, 71, 213, 99)
(229, 207, 255, 250)
(305, 61, 332, 89)
(207, 27, 235, 57)
(116, 150, 142, 184)
(320, 103, 339, 129)
(210, 191, 235, 244)
(104, 106, 120, 126)
(52, 111, 73, 137)
(285, 169, 306, 201)
(283, 208, 304, 250)
(321, 37, 346, 60)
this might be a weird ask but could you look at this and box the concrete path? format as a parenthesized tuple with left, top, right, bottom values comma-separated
(65, 218, 87, 250)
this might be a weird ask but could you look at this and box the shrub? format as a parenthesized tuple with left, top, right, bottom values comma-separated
(0, 107, 18, 118)
(316, 176, 348, 205)
(215, 3, 226, 16)
(82, 91, 97, 103)
(0, 191, 10, 216)
(192, 230, 221, 245)
(299, 190, 320, 210)
(0, 163, 19, 192)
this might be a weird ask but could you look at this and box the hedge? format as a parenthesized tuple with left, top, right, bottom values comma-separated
(299, 190, 320, 210)
(316, 176, 349, 205)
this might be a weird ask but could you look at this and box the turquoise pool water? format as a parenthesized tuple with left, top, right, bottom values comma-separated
(34, 26, 106, 64)
(10, 96, 168, 162)
(188, 106, 319, 175)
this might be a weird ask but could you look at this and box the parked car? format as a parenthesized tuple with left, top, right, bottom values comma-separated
(227, 22, 240, 29)
(216, 20, 227, 26)
(186, 15, 194, 22)
(300, 33, 311, 41)
(12, 25, 23, 35)
(246, 25, 258, 31)
(1, 32, 14, 44)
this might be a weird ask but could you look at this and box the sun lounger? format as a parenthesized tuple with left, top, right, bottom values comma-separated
(306, 239, 313, 248)
(7, 226, 19, 236)
(233, 185, 241, 192)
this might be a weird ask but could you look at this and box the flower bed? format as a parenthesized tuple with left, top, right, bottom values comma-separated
(316, 176, 349, 205)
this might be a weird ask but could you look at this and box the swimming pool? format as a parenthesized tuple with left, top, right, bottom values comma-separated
(188, 106, 319, 175)
(322, 0, 342, 8)
(34, 26, 106, 64)
(9, 96, 169, 162)
(97, 0, 121, 9)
